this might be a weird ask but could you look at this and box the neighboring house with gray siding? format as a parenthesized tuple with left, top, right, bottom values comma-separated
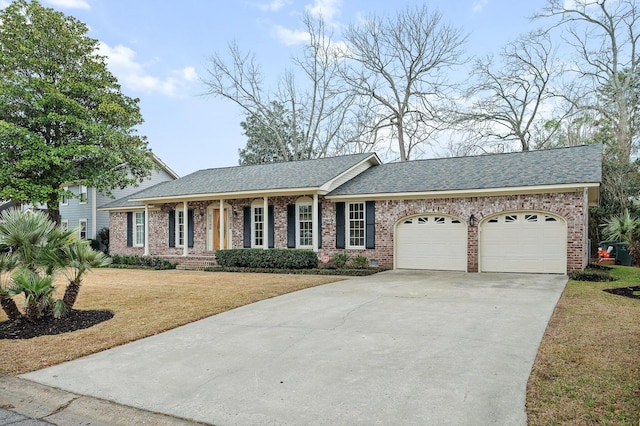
(101, 145, 602, 274)
(60, 155, 178, 240)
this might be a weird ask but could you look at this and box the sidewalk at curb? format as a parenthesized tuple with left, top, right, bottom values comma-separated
(0, 375, 209, 425)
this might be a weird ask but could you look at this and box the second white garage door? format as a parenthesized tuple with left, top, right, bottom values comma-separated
(395, 215, 467, 271)
(480, 212, 567, 274)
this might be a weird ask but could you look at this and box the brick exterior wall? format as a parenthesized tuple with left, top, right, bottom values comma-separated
(109, 190, 589, 273)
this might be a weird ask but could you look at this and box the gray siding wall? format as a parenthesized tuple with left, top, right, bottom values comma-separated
(59, 185, 93, 238)
(60, 167, 176, 239)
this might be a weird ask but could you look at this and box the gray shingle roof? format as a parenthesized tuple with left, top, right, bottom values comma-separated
(112, 153, 376, 205)
(328, 144, 602, 196)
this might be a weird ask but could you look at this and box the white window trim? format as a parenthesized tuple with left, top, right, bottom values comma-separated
(134, 211, 145, 247)
(296, 197, 313, 249)
(79, 185, 88, 204)
(61, 219, 68, 231)
(346, 202, 365, 249)
(251, 200, 265, 248)
(61, 186, 69, 206)
(79, 219, 88, 240)
(175, 206, 185, 248)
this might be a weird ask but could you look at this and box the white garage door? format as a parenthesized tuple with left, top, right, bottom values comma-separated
(480, 212, 567, 274)
(395, 215, 467, 271)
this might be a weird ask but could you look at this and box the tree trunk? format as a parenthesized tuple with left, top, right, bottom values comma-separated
(24, 301, 39, 322)
(62, 281, 81, 312)
(47, 193, 61, 225)
(0, 293, 22, 321)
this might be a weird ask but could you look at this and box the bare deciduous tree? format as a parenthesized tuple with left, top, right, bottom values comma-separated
(535, 0, 640, 162)
(203, 14, 352, 162)
(341, 5, 466, 161)
(457, 31, 567, 152)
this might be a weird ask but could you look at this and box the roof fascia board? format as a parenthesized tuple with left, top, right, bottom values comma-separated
(129, 187, 326, 204)
(326, 183, 601, 201)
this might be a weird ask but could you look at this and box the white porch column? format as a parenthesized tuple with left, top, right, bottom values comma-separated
(144, 205, 150, 256)
(182, 201, 188, 256)
(263, 196, 268, 249)
(312, 193, 319, 252)
(219, 198, 225, 250)
(91, 188, 97, 239)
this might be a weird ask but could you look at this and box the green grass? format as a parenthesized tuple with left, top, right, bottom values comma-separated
(527, 266, 640, 425)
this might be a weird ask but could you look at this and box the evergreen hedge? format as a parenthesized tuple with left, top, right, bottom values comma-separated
(215, 249, 318, 269)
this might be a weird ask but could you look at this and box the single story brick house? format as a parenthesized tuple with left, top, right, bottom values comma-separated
(100, 144, 602, 274)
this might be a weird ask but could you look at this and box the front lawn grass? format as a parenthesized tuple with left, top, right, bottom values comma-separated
(0, 269, 341, 375)
(527, 266, 640, 425)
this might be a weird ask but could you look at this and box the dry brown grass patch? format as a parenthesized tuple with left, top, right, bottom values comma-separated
(527, 266, 640, 425)
(0, 269, 341, 375)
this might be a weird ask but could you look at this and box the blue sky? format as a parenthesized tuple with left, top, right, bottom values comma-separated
(5, 0, 548, 176)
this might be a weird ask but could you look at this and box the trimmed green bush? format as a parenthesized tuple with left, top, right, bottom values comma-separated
(215, 249, 318, 269)
(349, 254, 369, 269)
(331, 252, 350, 268)
(569, 269, 614, 282)
(109, 254, 176, 270)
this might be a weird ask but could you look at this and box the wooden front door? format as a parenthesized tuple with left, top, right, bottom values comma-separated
(213, 208, 228, 250)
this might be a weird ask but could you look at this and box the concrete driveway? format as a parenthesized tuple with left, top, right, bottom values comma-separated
(22, 270, 567, 425)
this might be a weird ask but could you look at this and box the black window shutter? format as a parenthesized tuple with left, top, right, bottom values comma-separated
(126, 212, 133, 247)
(168, 210, 175, 247)
(287, 204, 296, 248)
(336, 202, 345, 249)
(365, 201, 375, 249)
(243, 206, 251, 248)
(317, 202, 322, 249)
(188, 209, 194, 248)
(268, 205, 275, 248)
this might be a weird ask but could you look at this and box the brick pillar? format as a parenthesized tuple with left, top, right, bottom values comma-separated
(467, 224, 478, 272)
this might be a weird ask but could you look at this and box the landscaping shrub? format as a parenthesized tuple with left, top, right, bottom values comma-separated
(349, 254, 369, 269)
(331, 252, 350, 268)
(108, 254, 176, 270)
(215, 249, 318, 269)
(568, 269, 614, 282)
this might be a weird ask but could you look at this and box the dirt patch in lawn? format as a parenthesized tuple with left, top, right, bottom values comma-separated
(0, 269, 342, 375)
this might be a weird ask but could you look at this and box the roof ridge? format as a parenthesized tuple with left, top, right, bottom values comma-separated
(193, 152, 375, 173)
(382, 144, 601, 165)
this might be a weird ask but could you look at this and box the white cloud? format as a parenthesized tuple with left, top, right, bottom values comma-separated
(271, 24, 310, 46)
(44, 0, 90, 9)
(97, 42, 196, 97)
(257, 0, 292, 12)
(0, 0, 11, 9)
(305, 0, 342, 22)
(472, 0, 488, 13)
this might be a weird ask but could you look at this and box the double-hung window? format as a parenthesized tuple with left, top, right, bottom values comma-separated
(252, 206, 264, 247)
(79, 219, 87, 240)
(176, 209, 185, 247)
(61, 186, 69, 206)
(79, 185, 88, 204)
(61, 219, 68, 231)
(347, 202, 365, 248)
(297, 202, 313, 248)
(134, 212, 145, 247)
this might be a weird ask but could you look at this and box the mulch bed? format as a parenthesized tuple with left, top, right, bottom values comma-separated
(0, 310, 114, 340)
(604, 286, 640, 300)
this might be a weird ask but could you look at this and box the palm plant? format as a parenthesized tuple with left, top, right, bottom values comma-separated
(0, 209, 77, 321)
(8, 271, 59, 321)
(0, 253, 21, 320)
(46, 239, 112, 312)
(601, 209, 640, 265)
